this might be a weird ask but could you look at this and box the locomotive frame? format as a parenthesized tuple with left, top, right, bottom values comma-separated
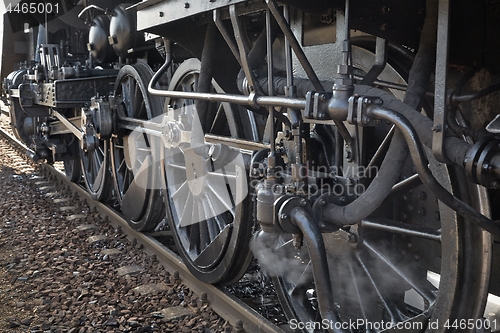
(2, 0, 500, 332)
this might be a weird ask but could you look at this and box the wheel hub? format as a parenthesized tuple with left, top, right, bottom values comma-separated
(323, 227, 358, 259)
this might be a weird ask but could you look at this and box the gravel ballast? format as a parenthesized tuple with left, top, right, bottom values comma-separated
(0, 129, 232, 332)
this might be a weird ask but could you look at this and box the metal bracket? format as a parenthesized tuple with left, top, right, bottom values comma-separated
(305, 91, 332, 119)
(347, 95, 383, 126)
(432, 0, 452, 164)
(229, 4, 260, 107)
(89, 97, 113, 139)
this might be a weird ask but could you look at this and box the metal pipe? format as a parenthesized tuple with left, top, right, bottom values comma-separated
(289, 207, 344, 333)
(359, 37, 387, 86)
(78, 4, 108, 20)
(266, 8, 276, 169)
(452, 82, 500, 104)
(148, 38, 172, 98)
(148, 88, 307, 110)
(366, 105, 500, 236)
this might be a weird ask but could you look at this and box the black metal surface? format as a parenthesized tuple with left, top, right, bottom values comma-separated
(54, 76, 116, 105)
(367, 104, 500, 236)
(109, 3, 147, 58)
(88, 15, 117, 63)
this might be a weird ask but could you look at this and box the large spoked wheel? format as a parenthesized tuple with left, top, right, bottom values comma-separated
(80, 131, 112, 201)
(163, 58, 255, 284)
(272, 46, 491, 332)
(110, 63, 165, 231)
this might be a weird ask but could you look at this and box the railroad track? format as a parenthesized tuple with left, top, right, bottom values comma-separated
(0, 123, 289, 333)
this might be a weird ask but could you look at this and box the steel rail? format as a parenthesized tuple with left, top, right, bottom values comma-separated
(0, 125, 288, 333)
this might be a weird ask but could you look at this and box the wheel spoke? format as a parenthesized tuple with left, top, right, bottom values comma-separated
(207, 181, 234, 213)
(360, 218, 441, 242)
(348, 261, 370, 322)
(205, 192, 229, 231)
(180, 188, 194, 227)
(362, 241, 437, 302)
(364, 126, 395, 177)
(354, 252, 405, 322)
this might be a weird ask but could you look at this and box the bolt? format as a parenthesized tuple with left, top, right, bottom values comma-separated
(434, 211, 440, 221)
(431, 124, 442, 132)
(345, 150, 353, 162)
(159, 11, 164, 17)
(319, 199, 326, 206)
(201, 292, 208, 304)
(319, 223, 326, 229)
(173, 271, 180, 282)
(191, 298, 197, 307)
(417, 207, 426, 216)
(418, 191, 427, 200)
(184, 2, 190, 8)
(300, 199, 307, 206)
(339, 196, 346, 204)
(280, 214, 288, 221)
(235, 320, 244, 333)
(482, 163, 492, 171)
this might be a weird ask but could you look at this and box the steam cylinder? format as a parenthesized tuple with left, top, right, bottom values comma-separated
(88, 15, 117, 63)
(109, 3, 146, 58)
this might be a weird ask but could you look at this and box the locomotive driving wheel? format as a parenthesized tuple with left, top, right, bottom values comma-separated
(163, 58, 255, 284)
(110, 63, 164, 231)
(80, 115, 112, 201)
(271, 46, 491, 332)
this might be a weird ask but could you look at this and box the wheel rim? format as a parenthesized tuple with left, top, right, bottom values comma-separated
(271, 46, 491, 332)
(164, 58, 255, 284)
(110, 63, 164, 231)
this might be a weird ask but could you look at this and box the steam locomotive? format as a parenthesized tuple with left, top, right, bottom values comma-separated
(2, 0, 500, 331)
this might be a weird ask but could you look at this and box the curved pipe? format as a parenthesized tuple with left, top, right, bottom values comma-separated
(78, 5, 108, 20)
(322, 84, 473, 227)
(326, 105, 500, 235)
(289, 207, 345, 333)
